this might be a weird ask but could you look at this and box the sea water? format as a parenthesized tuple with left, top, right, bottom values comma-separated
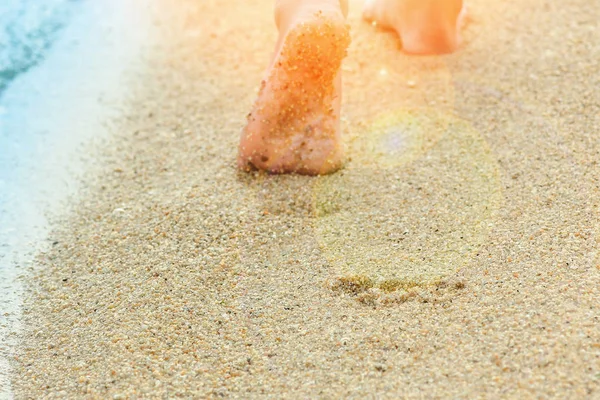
(0, 0, 151, 396)
(0, 0, 77, 249)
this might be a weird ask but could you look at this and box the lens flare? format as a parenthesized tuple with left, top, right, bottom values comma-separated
(312, 112, 503, 288)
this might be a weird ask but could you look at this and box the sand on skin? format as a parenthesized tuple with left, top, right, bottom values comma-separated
(11, 0, 600, 398)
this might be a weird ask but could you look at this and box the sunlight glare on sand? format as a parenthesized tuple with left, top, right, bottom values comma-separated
(312, 112, 504, 289)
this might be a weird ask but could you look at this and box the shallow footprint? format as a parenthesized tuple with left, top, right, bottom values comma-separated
(312, 111, 503, 290)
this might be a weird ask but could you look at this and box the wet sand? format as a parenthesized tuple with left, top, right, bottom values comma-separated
(11, 0, 600, 398)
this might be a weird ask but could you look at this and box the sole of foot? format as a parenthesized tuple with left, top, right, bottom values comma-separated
(238, 12, 351, 176)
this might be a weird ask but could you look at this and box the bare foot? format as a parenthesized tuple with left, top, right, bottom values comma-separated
(363, 0, 465, 54)
(238, 0, 350, 175)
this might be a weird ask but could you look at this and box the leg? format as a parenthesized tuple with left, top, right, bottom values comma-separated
(363, 0, 464, 55)
(238, 0, 351, 175)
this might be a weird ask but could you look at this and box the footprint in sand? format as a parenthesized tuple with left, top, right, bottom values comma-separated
(312, 109, 503, 291)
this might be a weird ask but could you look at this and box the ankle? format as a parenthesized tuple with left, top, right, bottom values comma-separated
(401, 25, 459, 55)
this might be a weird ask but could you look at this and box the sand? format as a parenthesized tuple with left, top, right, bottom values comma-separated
(10, 0, 600, 398)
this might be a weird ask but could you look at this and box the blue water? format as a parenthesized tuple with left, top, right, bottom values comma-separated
(0, 0, 79, 98)
(0, 0, 79, 179)
(0, 0, 80, 223)
(0, 0, 146, 255)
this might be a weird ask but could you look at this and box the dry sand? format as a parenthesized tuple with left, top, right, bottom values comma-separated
(10, 0, 600, 398)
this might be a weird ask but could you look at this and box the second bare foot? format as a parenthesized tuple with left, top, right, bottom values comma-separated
(363, 0, 465, 55)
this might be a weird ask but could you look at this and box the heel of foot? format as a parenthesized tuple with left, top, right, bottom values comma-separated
(238, 14, 350, 176)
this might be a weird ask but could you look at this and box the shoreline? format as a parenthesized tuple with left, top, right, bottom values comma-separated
(0, 1, 154, 396)
(10, 0, 600, 398)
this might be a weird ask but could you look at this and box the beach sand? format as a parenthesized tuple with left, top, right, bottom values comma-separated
(11, 0, 600, 397)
